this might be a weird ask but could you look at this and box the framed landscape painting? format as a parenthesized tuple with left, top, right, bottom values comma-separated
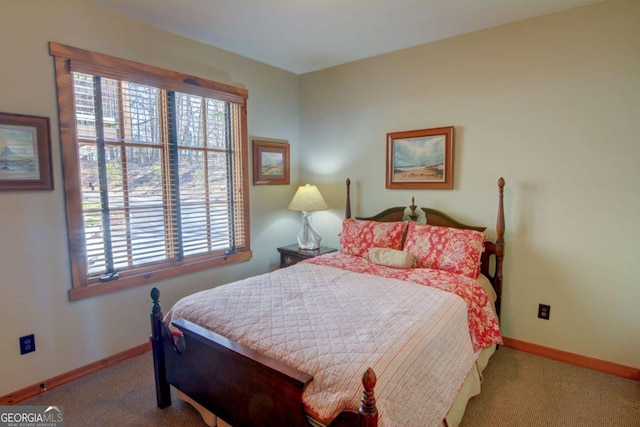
(0, 112, 53, 191)
(386, 126, 453, 190)
(252, 139, 290, 185)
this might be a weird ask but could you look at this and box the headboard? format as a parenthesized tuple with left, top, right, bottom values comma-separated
(344, 177, 506, 316)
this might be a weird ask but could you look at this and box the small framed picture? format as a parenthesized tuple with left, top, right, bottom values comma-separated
(0, 112, 53, 191)
(252, 139, 290, 185)
(386, 126, 453, 190)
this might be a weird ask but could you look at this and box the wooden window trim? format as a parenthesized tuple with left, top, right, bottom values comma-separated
(50, 42, 252, 300)
(49, 43, 248, 104)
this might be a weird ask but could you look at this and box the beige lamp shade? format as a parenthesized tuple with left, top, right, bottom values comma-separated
(288, 184, 328, 212)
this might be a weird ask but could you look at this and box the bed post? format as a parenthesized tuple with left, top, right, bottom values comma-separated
(359, 368, 378, 427)
(346, 178, 352, 219)
(150, 287, 171, 409)
(494, 178, 506, 318)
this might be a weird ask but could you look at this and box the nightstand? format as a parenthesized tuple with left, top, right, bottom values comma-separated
(277, 244, 337, 268)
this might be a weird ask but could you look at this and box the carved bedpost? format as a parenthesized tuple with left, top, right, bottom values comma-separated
(346, 178, 352, 219)
(150, 287, 172, 409)
(494, 178, 505, 318)
(358, 368, 378, 427)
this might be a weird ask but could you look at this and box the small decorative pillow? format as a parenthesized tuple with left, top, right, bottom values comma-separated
(339, 219, 408, 257)
(403, 222, 485, 278)
(366, 247, 415, 269)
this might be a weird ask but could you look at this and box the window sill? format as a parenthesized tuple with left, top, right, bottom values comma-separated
(68, 250, 252, 301)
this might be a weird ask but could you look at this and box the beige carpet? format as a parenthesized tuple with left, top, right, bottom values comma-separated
(460, 347, 639, 427)
(23, 352, 205, 426)
(22, 347, 639, 426)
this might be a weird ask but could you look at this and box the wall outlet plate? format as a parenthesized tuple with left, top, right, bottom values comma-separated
(538, 304, 551, 320)
(20, 334, 35, 355)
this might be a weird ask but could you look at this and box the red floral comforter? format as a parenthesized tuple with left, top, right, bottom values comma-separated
(306, 252, 502, 351)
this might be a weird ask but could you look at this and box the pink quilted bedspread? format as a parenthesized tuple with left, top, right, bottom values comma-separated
(166, 257, 501, 426)
(306, 252, 502, 351)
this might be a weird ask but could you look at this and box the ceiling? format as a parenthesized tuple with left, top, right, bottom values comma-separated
(85, 0, 602, 75)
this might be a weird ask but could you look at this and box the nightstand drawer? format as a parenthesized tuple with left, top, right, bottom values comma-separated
(281, 253, 304, 267)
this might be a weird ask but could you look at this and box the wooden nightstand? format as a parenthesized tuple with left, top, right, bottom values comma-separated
(277, 244, 337, 268)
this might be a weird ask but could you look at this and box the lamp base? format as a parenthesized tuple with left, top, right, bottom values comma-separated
(297, 211, 322, 250)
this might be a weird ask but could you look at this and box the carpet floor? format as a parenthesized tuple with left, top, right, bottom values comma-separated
(22, 347, 639, 426)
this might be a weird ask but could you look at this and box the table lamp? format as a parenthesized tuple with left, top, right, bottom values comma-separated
(288, 184, 328, 250)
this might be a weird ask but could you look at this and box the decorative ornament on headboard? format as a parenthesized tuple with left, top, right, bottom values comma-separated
(402, 197, 427, 223)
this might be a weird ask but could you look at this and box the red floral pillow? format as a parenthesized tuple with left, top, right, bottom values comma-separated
(402, 222, 485, 278)
(339, 219, 408, 257)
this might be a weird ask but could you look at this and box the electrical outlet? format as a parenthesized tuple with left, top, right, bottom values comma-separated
(19, 334, 36, 355)
(538, 304, 550, 320)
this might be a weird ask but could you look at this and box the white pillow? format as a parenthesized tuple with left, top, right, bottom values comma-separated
(366, 247, 415, 269)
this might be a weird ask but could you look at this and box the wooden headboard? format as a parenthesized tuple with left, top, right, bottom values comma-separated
(344, 177, 506, 317)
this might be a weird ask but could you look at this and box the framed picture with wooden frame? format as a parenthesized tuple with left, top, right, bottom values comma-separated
(386, 126, 454, 190)
(0, 112, 53, 191)
(252, 139, 290, 185)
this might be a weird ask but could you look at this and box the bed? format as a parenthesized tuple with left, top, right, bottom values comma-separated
(150, 177, 506, 427)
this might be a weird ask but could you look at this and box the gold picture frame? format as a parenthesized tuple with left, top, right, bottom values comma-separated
(0, 112, 53, 191)
(386, 126, 453, 190)
(252, 139, 290, 185)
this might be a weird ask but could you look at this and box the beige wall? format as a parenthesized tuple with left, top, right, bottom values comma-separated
(300, 0, 640, 368)
(1, 0, 638, 397)
(0, 0, 301, 395)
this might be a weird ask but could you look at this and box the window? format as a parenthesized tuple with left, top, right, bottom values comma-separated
(50, 43, 251, 300)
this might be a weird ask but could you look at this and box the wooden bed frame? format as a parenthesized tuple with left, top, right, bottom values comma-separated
(150, 177, 505, 427)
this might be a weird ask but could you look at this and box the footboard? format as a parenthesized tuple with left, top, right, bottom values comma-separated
(150, 288, 378, 427)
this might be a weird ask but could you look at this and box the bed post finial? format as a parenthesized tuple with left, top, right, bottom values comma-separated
(151, 287, 162, 316)
(346, 178, 352, 219)
(359, 368, 378, 426)
(494, 177, 505, 317)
